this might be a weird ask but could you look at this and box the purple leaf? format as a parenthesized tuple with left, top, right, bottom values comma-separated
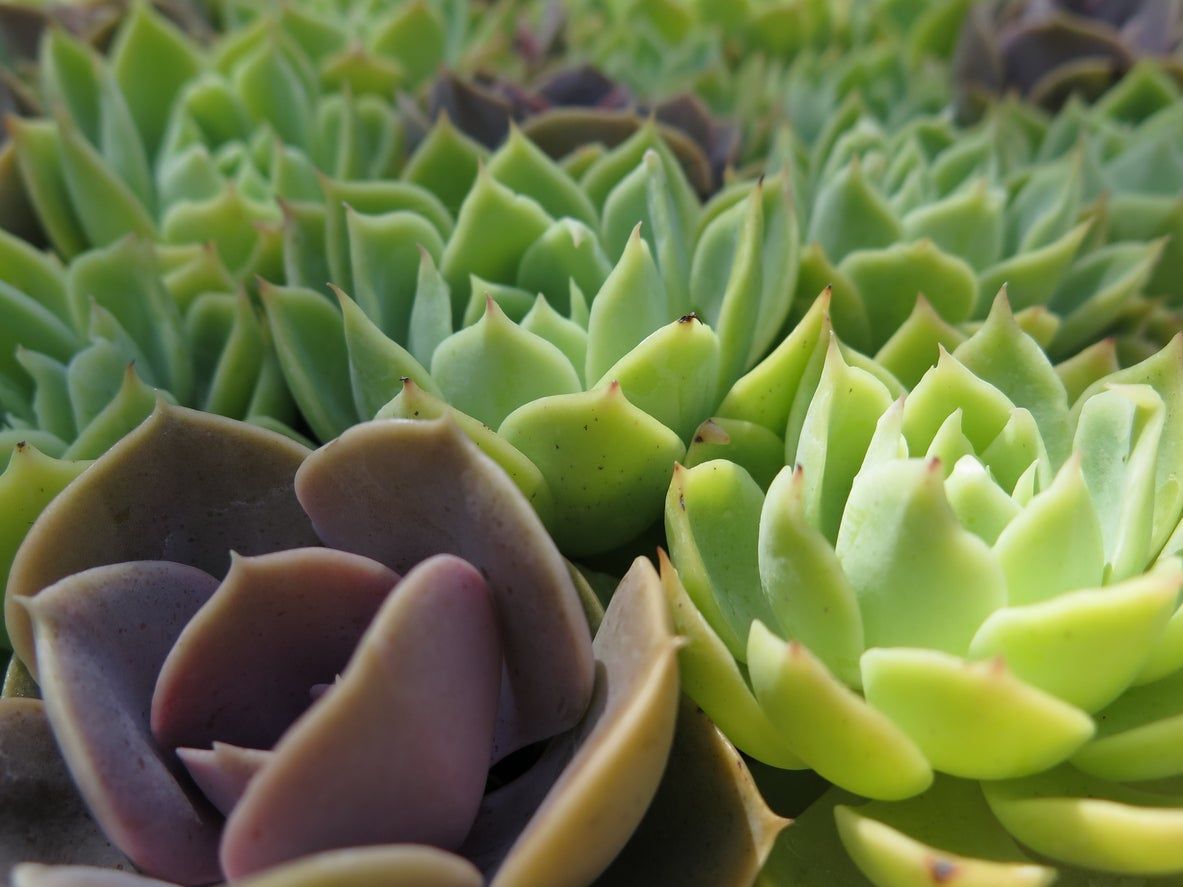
(220, 555, 502, 879)
(0, 698, 129, 879)
(7, 403, 319, 677)
(152, 548, 399, 752)
(21, 562, 222, 885)
(176, 744, 272, 817)
(295, 417, 593, 760)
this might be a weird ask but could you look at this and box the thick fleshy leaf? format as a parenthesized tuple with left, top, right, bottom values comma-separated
(375, 381, 553, 521)
(833, 778, 1056, 887)
(992, 455, 1106, 605)
(176, 743, 270, 817)
(261, 283, 355, 442)
(584, 227, 670, 386)
(152, 548, 399, 752)
(440, 167, 552, 322)
(684, 418, 785, 491)
(874, 296, 967, 390)
(0, 698, 128, 876)
(842, 241, 977, 352)
(862, 648, 1095, 780)
(517, 219, 611, 314)
(13, 847, 483, 887)
(6, 403, 318, 673)
(808, 159, 901, 264)
(487, 126, 597, 228)
(790, 339, 894, 543)
(432, 298, 581, 429)
(717, 290, 830, 433)
(500, 384, 685, 556)
(490, 557, 678, 887)
(221, 555, 501, 878)
(295, 417, 593, 759)
(983, 766, 1183, 875)
(759, 466, 864, 687)
(664, 460, 773, 660)
(656, 551, 801, 769)
(748, 624, 933, 801)
(954, 292, 1071, 464)
(1072, 666, 1183, 782)
(23, 562, 221, 883)
(836, 459, 1005, 656)
(970, 569, 1179, 713)
(0, 445, 89, 648)
(596, 698, 788, 885)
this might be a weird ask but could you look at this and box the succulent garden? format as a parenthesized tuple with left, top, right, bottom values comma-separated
(3, 0, 1183, 885)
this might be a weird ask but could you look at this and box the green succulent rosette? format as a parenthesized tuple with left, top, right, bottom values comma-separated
(259, 121, 799, 558)
(770, 62, 1183, 366)
(664, 289, 1183, 884)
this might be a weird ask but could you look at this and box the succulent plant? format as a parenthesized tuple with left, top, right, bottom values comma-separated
(955, 0, 1183, 113)
(1, 403, 781, 885)
(663, 288, 1183, 883)
(773, 63, 1183, 366)
(261, 121, 799, 556)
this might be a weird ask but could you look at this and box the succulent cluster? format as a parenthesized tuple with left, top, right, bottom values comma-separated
(669, 292, 1183, 883)
(2, 1, 1183, 886)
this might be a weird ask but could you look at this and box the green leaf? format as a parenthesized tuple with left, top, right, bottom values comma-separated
(488, 126, 598, 228)
(347, 208, 446, 342)
(439, 167, 552, 323)
(430, 297, 580, 428)
(836, 459, 1005, 655)
(0, 445, 90, 647)
(748, 624, 933, 800)
(808, 158, 901, 264)
(502, 383, 685, 555)
(585, 228, 670, 385)
(863, 648, 1094, 779)
(262, 283, 355, 441)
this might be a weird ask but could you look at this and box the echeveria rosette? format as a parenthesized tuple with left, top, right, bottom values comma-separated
(1, 403, 783, 886)
(263, 123, 798, 557)
(776, 68, 1183, 367)
(954, 0, 1183, 113)
(666, 291, 1183, 884)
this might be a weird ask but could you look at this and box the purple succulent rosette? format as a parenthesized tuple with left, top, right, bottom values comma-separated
(0, 402, 751, 886)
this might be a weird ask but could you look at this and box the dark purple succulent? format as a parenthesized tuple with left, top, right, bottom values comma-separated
(2, 403, 696, 886)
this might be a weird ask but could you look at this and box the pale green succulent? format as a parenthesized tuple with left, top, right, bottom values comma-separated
(777, 61, 1183, 365)
(261, 121, 799, 557)
(663, 290, 1183, 884)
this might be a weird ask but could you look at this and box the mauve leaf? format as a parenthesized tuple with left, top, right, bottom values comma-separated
(294, 417, 593, 760)
(596, 698, 788, 885)
(375, 380, 554, 523)
(176, 743, 270, 817)
(5, 403, 318, 673)
(23, 562, 221, 883)
(152, 548, 398, 753)
(13, 846, 482, 887)
(0, 698, 128, 877)
(490, 557, 679, 887)
(221, 555, 501, 879)
(13, 866, 173, 887)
